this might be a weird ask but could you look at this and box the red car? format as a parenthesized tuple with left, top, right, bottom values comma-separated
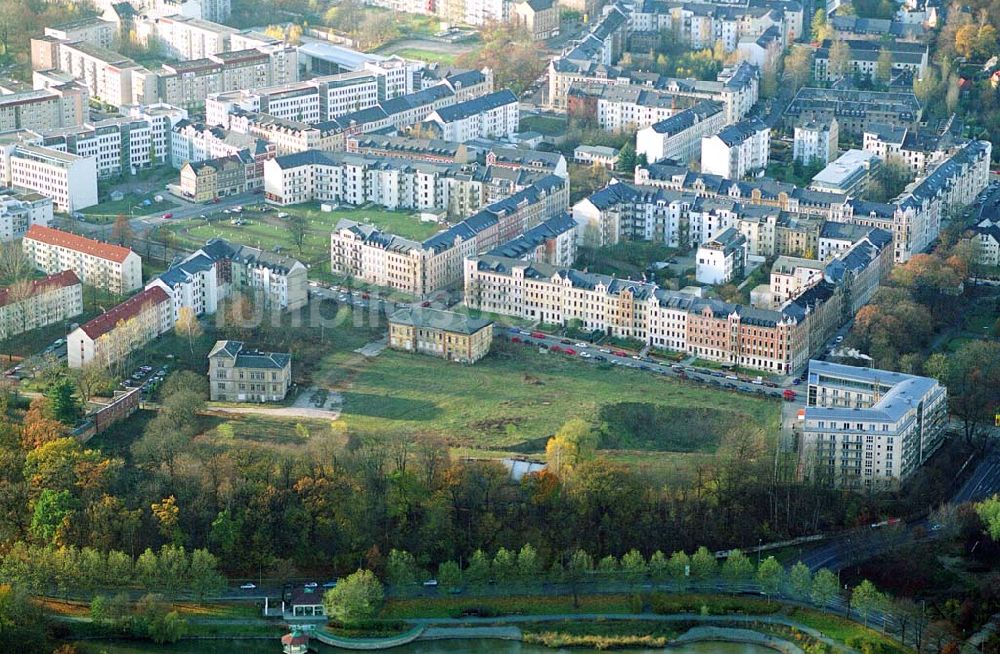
(530, 332, 545, 339)
(549, 345, 562, 353)
(783, 389, 796, 401)
(511, 336, 522, 343)
(161, 212, 173, 219)
(563, 348, 576, 355)
(612, 350, 628, 357)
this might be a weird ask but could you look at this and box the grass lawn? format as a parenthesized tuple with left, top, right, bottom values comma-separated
(392, 48, 458, 65)
(382, 594, 634, 619)
(81, 193, 177, 222)
(519, 115, 567, 136)
(166, 202, 443, 267)
(332, 344, 779, 484)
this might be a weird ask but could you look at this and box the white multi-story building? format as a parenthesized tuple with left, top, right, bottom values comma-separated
(813, 39, 928, 83)
(171, 119, 272, 168)
(23, 224, 143, 294)
(40, 117, 157, 179)
(51, 40, 156, 108)
(127, 103, 189, 164)
(794, 119, 838, 167)
(44, 17, 117, 49)
(0, 188, 52, 242)
(769, 256, 828, 307)
(809, 149, 880, 196)
(0, 134, 98, 213)
(485, 212, 578, 267)
(68, 285, 173, 369)
(135, 15, 238, 60)
(701, 118, 770, 180)
(0, 270, 82, 340)
(967, 217, 1000, 268)
(425, 90, 519, 141)
(696, 226, 748, 285)
(861, 123, 951, 176)
(636, 100, 726, 164)
(799, 360, 948, 489)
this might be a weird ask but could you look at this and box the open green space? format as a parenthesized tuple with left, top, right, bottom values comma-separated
(81, 193, 177, 222)
(519, 115, 567, 136)
(392, 48, 459, 64)
(166, 203, 444, 266)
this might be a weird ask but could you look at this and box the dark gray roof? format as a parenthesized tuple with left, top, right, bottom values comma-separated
(431, 90, 518, 124)
(648, 100, 724, 135)
(487, 213, 576, 259)
(389, 307, 492, 334)
(208, 340, 291, 369)
(713, 118, 768, 147)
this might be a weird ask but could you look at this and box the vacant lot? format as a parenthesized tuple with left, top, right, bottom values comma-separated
(332, 344, 779, 484)
(80, 193, 177, 223)
(166, 203, 443, 266)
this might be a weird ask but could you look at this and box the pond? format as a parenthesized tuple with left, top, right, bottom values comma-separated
(76, 638, 779, 654)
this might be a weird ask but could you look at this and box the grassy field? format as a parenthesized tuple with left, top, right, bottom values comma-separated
(81, 193, 177, 222)
(166, 203, 443, 266)
(332, 343, 779, 484)
(392, 48, 458, 64)
(519, 115, 567, 136)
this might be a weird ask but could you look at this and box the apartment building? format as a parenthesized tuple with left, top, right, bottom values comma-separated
(828, 15, 926, 41)
(264, 149, 551, 218)
(0, 88, 89, 133)
(0, 188, 52, 242)
(330, 175, 568, 296)
(818, 221, 875, 261)
(701, 118, 770, 180)
(425, 90, 519, 141)
(799, 360, 948, 489)
(135, 15, 238, 60)
(768, 257, 828, 307)
(388, 307, 494, 363)
(348, 134, 476, 164)
(486, 147, 568, 179)
(179, 152, 252, 201)
(822, 228, 894, 315)
(208, 340, 291, 402)
(793, 119, 838, 167)
(41, 116, 156, 179)
(631, 0, 802, 54)
(0, 270, 83, 341)
(0, 136, 98, 213)
(696, 227, 748, 285)
(171, 119, 274, 168)
(155, 46, 299, 109)
(861, 123, 952, 175)
(127, 103, 189, 164)
(634, 162, 848, 219)
(512, 0, 561, 41)
(485, 212, 577, 267)
(464, 255, 813, 373)
(809, 149, 880, 196)
(148, 237, 307, 320)
(636, 101, 726, 164)
(967, 217, 1000, 268)
(784, 88, 922, 138)
(206, 71, 381, 127)
(44, 17, 117, 49)
(569, 84, 702, 133)
(813, 40, 928, 83)
(49, 40, 155, 108)
(23, 224, 142, 294)
(830, 140, 991, 262)
(227, 111, 344, 155)
(67, 285, 173, 369)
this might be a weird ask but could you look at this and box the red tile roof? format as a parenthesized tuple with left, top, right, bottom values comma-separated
(25, 224, 136, 264)
(77, 286, 169, 340)
(0, 270, 81, 307)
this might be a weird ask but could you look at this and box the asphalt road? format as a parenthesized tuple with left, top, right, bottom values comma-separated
(501, 328, 798, 398)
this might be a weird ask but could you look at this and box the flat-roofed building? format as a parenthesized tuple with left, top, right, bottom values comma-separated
(799, 360, 948, 489)
(696, 226, 748, 284)
(809, 149, 880, 195)
(0, 188, 52, 242)
(0, 139, 98, 213)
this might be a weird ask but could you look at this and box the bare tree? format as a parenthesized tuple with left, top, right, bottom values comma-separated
(175, 306, 203, 354)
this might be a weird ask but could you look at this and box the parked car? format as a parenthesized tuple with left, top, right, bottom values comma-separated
(240, 583, 256, 590)
(161, 212, 173, 219)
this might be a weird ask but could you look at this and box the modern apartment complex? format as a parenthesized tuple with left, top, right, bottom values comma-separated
(68, 285, 173, 369)
(0, 188, 52, 242)
(0, 132, 98, 213)
(23, 224, 142, 294)
(701, 118, 770, 180)
(0, 270, 83, 340)
(636, 101, 726, 165)
(799, 360, 948, 489)
(208, 340, 291, 402)
(0, 87, 89, 133)
(388, 307, 494, 363)
(329, 175, 569, 296)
